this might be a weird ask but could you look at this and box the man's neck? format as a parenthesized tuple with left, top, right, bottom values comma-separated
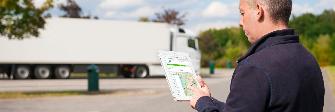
(257, 21, 288, 40)
(272, 22, 289, 31)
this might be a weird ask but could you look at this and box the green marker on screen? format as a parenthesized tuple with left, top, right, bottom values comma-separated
(167, 64, 186, 67)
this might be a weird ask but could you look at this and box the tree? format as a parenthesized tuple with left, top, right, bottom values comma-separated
(198, 27, 249, 67)
(289, 13, 318, 38)
(289, 10, 335, 39)
(58, 0, 98, 19)
(198, 29, 220, 67)
(0, 0, 53, 39)
(152, 9, 187, 26)
(311, 35, 334, 66)
(138, 16, 150, 22)
(59, 0, 81, 18)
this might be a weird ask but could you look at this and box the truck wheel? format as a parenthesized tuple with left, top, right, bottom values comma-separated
(14, 65, 31, 79)
(34, 65, 51, 79)
(54, 66, 71, 79)
(134, 65, 149, 78)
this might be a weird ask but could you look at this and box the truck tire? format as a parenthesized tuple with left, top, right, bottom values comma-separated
(34, 65, 51, 79)
(14, 65, 31, 79)
(134, 65, 149, 78)
(54, 66, 71, 79)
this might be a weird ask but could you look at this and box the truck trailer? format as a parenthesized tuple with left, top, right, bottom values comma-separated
(0, 18, 201, 79)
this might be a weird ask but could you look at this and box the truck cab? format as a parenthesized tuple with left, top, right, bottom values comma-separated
(147, 28, 201, 77)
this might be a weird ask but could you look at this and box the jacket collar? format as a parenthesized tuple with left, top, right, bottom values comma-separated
(237, 29, 299, 63)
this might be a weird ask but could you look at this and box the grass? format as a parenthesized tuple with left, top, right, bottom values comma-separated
(325, 66, 335, 95)
(71, 73, 118, 79)
(0, 91, 87, 99)
(0, 89, 157, 99)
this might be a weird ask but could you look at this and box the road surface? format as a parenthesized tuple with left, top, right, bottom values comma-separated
(0, 69, 334, 112)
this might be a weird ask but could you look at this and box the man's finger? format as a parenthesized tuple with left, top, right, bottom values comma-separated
(196, 76, 203, 82)
(189, 85, 195, 91)
(196, 76, 207, 87)
(189, 85, 200, 93)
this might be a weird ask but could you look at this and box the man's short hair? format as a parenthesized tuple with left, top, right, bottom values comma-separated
(251, 0, 292, 24)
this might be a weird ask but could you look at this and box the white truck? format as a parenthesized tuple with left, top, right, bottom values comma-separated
(0, 18, 201, 79)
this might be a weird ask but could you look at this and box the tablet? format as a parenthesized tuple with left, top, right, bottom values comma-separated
(158, 51, 200, 101)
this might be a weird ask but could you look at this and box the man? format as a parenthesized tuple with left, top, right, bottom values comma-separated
(189, 0, 325, 112)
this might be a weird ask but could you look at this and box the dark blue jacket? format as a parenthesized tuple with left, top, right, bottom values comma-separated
(196, 29, 325, 112)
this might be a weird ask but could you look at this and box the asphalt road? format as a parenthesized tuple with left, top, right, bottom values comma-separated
(0, 69, 334, 112)
(0, 78, 231, 112)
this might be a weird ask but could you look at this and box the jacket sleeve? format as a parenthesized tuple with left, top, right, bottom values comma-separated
(195, 96, 225, 112)
(195, 65, 270, 112)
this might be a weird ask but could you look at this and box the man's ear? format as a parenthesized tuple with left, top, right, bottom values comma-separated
(256, 3, 264, 22)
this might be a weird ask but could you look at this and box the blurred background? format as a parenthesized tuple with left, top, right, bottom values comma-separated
(0, 0, 335, 112)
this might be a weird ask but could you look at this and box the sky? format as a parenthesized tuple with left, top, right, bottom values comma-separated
(33, 0, 335, 34)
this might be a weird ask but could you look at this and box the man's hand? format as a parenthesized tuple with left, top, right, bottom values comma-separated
(189, 76, 211, 109)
